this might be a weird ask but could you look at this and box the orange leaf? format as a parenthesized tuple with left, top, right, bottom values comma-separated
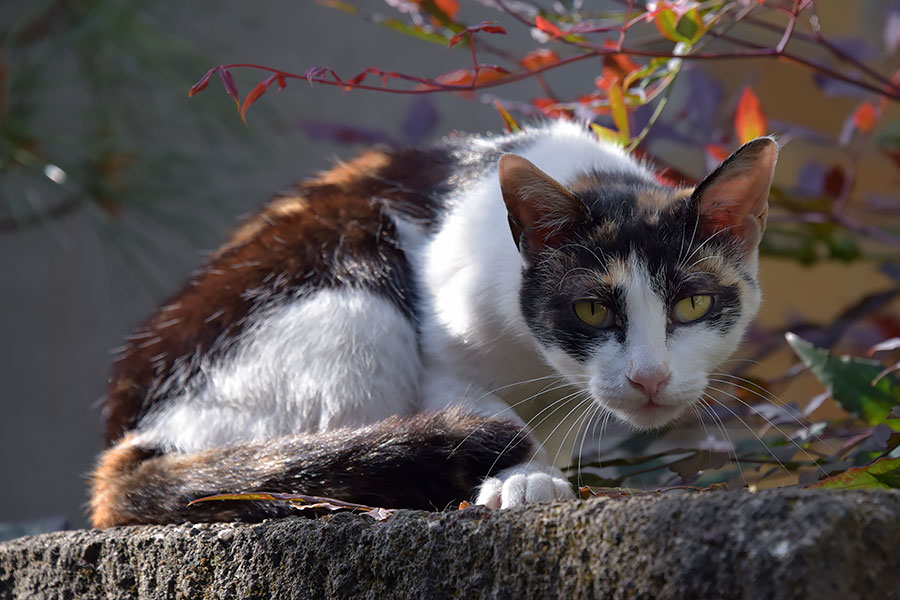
(734, 86, 767, 144)
(535, 15, 564, 38)
(520, 49, 560, 71)
(532, 97, 572, 120)
(705, 143, 732, 163)
(433, 65, 508, 88)
(852, 101, 878, 133)
(602, 42, 641, 83)
(434, 0, 460, 20)
(240, 78, 272, 124)
(188, 67, 218, 98)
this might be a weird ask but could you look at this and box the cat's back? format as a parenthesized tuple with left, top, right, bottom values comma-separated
(105, 144, 461, 444)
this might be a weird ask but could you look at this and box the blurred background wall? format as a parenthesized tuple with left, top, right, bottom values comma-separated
(1, 1, 897, 531)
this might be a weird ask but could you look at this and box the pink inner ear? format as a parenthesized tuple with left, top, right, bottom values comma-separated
(695, 138, 777, 250)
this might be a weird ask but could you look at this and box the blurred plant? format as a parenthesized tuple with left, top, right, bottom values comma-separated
(0, 0, 258, 289)
(195, 0, 900, 494)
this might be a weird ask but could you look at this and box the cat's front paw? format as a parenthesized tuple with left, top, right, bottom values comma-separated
(475, 466, 574, 509)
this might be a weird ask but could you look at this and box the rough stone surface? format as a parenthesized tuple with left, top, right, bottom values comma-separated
(1, 489, 898, 599)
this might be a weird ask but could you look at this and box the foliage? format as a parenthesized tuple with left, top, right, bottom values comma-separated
(186, 0, 900, 498)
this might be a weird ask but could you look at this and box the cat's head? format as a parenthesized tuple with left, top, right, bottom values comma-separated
(500, 138, 777, 430)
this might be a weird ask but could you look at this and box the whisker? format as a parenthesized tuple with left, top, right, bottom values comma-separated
(486, 390, 587, 477)
(706, 384, 827, 476)
(548, 396, 596, 472)
(697, 396, 746, 486)
(708, 374, 828, 446)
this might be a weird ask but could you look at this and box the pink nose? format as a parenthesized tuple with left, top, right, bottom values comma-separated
(627, 369, 671, 398)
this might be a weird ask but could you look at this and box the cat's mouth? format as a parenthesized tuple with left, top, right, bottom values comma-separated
(601, 396, 689, 430)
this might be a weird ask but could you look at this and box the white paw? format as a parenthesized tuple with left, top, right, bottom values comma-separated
(475, 466, 575, 509)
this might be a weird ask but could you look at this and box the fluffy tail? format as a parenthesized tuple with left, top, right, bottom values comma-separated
(89, 410, 532, 527)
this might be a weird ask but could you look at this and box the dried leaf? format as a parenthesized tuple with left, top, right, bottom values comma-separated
(668, 450, 730, 481)
(458, 500, 471, 510)
(735, 86, 767, 143)
(809, 456, 900, 490)
(189, 491, 396, 521)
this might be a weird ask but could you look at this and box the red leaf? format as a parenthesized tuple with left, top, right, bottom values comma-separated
(240, 76, 274, 124)
(532, 97, 573, 120)
(219, 69, 240, 108)
(305, 67, 342, 87)
(520, 49, 559, 71)
(734, 86, 767, 144)
(448, 21, 507, 48)
(705, 143, 732, 163)
(431, 65, 509, 88)
(823, 165, 845, 198)
(535, 15, 564, 38)
(852, 101, 879, 133)
(188, 66, 219, 97)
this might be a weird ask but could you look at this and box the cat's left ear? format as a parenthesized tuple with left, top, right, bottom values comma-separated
(499, 154, 587, 256)
(692, 137, 778, 254)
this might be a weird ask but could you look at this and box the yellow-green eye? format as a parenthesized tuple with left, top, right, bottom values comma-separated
(673, 294, 713, 323)
(573, 300, 613, 328)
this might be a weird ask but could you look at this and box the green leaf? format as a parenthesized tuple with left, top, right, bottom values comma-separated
(675, 9, 703, 43)
(786, 333, 900, 427)
(809, 456, 900, 489)
(654, 8, 683, 42)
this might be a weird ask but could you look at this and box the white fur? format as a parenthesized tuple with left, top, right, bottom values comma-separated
(136, 287, 420, 453)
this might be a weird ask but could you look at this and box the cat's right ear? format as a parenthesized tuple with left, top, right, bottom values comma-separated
(498, 154, 586, 256)
(692, 137, 778, 254)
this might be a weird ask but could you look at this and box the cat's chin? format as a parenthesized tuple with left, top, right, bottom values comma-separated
(608, 401, 689, 431)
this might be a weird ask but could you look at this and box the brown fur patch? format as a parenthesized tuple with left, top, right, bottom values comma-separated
(634, 186, 693, 212)
(89, 434, 151, 528)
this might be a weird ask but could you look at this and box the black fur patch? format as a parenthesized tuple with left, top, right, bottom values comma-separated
(93, 410, 532, 526)
(519, 178, 748, 360)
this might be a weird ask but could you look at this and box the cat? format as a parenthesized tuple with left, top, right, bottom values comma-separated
(89, 120, 777, 527)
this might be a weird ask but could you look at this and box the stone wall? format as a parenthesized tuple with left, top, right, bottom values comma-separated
(2, 489, 898, 599)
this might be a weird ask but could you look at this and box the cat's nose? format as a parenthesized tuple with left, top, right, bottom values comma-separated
(627, 368, 671, 398)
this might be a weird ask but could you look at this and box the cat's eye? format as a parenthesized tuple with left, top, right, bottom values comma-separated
(673, 294, 713, 323)
(573, 300, 614, 328)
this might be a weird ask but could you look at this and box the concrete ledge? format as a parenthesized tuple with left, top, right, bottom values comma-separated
(2, 489, 899, 599)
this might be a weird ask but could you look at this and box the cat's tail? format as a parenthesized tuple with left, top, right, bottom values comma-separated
(89, 409, 532, 527)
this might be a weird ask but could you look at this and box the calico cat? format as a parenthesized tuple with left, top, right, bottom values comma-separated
(89, 121, 777, 527)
